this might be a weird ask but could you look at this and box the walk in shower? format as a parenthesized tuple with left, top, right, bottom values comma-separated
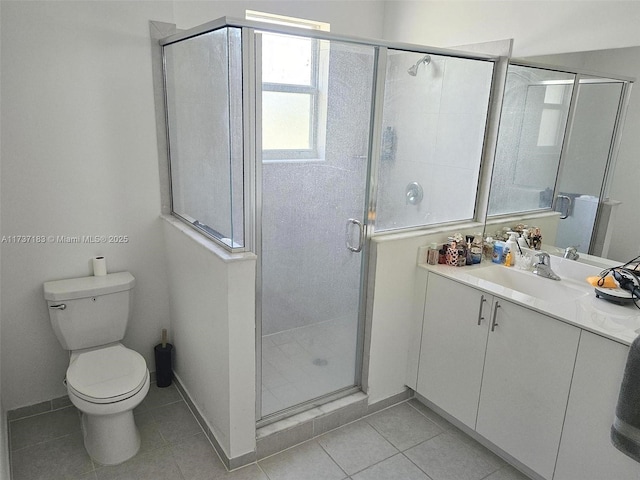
(160, 18, 496, 423)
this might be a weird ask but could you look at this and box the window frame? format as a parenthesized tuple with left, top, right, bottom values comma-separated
(260, 37, 321, 161)
(248, 10, 328, 162)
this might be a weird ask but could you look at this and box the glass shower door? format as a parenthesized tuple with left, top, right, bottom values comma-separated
(257, 32, 376, 419)
(553, 77, 625, 254)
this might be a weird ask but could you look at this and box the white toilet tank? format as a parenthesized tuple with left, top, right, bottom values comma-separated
(44, 272, 135, 350)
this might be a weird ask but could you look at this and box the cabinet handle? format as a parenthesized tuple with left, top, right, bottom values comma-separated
(490, 302, 500, 332)
(477, 295, 486, 325)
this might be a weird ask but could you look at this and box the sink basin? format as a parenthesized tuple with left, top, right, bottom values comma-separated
(467, 266, 590, 304)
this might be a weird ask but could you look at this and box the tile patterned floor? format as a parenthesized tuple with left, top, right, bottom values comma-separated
(8, 385, 532, 480)
(262, 317, 358, 416)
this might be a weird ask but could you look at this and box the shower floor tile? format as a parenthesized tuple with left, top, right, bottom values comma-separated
(8, 394, 533, 480)
(261, 316, 358, 416)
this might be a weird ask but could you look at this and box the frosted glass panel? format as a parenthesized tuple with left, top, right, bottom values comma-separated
(164, 27, 244, 248)
(375, 50, 494, 231)
(260, 36, 375, 417)
(487, 65, 575, 216)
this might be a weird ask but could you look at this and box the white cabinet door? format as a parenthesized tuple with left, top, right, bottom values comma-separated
(417, 274, 491, 429)
(476, 299, 580, 480)
(554, 331, 640, 480)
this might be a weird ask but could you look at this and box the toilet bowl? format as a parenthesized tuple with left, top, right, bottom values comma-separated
(66, 343, 150, 465)
(43, 272, 148, 466)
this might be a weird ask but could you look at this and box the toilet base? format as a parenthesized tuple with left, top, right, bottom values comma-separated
(82, 410, 141, 465)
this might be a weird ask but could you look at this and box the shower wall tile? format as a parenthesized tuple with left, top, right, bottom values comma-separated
(440, 57, 494, 115)
(434, 113, 487, 170)
(376, 53, 493, 232)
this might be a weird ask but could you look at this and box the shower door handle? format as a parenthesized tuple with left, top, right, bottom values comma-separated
(346, 218, 364, 253)
(556, 195, 571, 219)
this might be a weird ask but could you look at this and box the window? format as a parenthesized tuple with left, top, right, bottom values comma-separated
(247, 11, 330, 161)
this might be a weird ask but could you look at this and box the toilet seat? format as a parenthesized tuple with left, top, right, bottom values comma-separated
(66, 344, 147, 404)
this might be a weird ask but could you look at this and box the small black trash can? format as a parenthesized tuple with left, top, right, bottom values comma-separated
(154, 329, 173, 388)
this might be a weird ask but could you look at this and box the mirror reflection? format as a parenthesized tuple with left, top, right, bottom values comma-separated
(487, 61, 631, 261)
(488, 65, 575, 216)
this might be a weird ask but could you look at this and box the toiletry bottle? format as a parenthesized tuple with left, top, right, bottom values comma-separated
(446, 239, 458, 266)
(483, 237, 494, 262)
(427, 243, 439, 265)
(504, 232, 518, 266)
(471, 235, 483, 264)
(531, 227, 542, 250)
(492, 241, 504, 264)
(458, 247, 466, 266)
(504, 250, 513, 267)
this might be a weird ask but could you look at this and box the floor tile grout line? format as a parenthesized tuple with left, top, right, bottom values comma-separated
(342, 450, 404, 478)
(7, 404, 73, 424)
(362, 406, 445, 453)
(255, 460, 274, 480)
(164, 402, 230, 474)
(9, 430, 81, 454)
(399, 450, 436, 480)
(315, 438, 353, 479)
(166, 441, 190, 480)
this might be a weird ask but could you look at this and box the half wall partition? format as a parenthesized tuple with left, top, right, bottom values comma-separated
(160, 17, 497, 424)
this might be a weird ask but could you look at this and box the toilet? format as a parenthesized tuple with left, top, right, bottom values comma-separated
(43, 271, 149, 465)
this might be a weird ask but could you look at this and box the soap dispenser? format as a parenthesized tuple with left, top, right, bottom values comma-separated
(504, 231, 518, 266)
(518, 230, 530, 250)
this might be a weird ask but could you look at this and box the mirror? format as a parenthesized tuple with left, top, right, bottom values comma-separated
(485, 52, 634, 263)
(487, 65, 575, 216)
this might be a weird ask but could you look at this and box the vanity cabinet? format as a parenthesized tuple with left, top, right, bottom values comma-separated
(417, 273, 581, 480)
(417, 273, 490, 429)
(475, 297, 580, 480)
(553, 331, 639, 480)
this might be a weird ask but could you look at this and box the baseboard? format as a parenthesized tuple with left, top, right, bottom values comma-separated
(172, 373, 256, 470)
(6, 395, 72, 422)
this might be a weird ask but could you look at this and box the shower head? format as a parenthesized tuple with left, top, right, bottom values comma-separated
(408, 55, 432, 76)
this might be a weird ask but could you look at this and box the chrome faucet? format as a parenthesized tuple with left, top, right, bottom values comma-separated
(563, 246, 580, 261)
(532, 252, 561, 281)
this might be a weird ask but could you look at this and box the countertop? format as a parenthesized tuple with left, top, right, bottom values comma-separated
(419, 262, 640, 346)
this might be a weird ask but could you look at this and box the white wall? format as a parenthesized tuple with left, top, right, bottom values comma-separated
(0, 9, 8, 473)
(382, 1, 640, 57)
(0, 1, 175, 410)
(172, 0, 385, 37)
(162, 217, 256, 460)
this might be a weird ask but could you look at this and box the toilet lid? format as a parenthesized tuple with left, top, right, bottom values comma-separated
(66, 344, 147, 403)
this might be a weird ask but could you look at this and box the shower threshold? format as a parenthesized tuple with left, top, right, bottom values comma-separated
(257, 385, 363, 429)
(256, 390, 368, 458)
